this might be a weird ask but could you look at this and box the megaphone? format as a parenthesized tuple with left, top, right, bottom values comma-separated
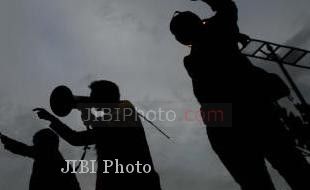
(49, 86, 172, 140)
(50, 86, 90, 117)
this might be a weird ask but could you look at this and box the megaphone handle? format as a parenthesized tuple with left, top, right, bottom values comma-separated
(75, 145, 90, 171)
(85, 124, 91, 130)
(75, 124, 91, 171)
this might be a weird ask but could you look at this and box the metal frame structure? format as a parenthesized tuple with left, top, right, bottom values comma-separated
(241, 39, 310, 69)
(241, 38, 310, 156)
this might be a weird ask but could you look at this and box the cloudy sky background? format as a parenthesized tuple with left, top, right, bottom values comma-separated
(1, 0, 310, 189)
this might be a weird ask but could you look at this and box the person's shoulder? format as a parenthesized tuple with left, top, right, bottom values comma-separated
(119, 100, 135, 110)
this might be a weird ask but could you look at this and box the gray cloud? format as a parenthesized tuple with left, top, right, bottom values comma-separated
(1, 0, 310, 190)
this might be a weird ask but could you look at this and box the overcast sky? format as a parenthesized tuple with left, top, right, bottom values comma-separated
(1, 0, 310, 190)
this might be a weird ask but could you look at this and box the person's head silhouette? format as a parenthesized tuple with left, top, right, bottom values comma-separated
(89, 80, 120, 104)
(33, 129, 59, 150)
(76, 80, 122, 128)
(170, 11, 203, 46)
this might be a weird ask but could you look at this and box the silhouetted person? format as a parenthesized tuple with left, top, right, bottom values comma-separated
(34, 80, 161, 190)
(0, 129, 81, 190)
(171, 0, 310, 189)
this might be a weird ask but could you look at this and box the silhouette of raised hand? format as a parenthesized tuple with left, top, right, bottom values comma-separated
(0, 134, 9, 146)
(33, 108, 57, 122)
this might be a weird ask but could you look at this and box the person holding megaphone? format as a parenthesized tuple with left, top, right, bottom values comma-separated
(33, 80, 162, 190)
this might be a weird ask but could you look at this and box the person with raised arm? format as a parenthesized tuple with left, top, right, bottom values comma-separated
(0, 129, 81, 190)
(170, 0, 310, 189)
(33, 80, 162, 190)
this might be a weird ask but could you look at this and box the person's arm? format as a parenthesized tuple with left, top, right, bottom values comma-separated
(50, 118, 96, 146)
(0, 134, 35, 158)
(200, 0, 248, 48)
(33, 108, 96, 146)
(195, 0, 239, 29)
(201, 0, 237, 15)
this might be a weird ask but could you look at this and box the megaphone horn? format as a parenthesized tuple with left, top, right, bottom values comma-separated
(50, 86, 89, 117)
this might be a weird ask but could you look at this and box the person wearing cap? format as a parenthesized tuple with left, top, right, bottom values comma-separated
(170, 0, 310, 189)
